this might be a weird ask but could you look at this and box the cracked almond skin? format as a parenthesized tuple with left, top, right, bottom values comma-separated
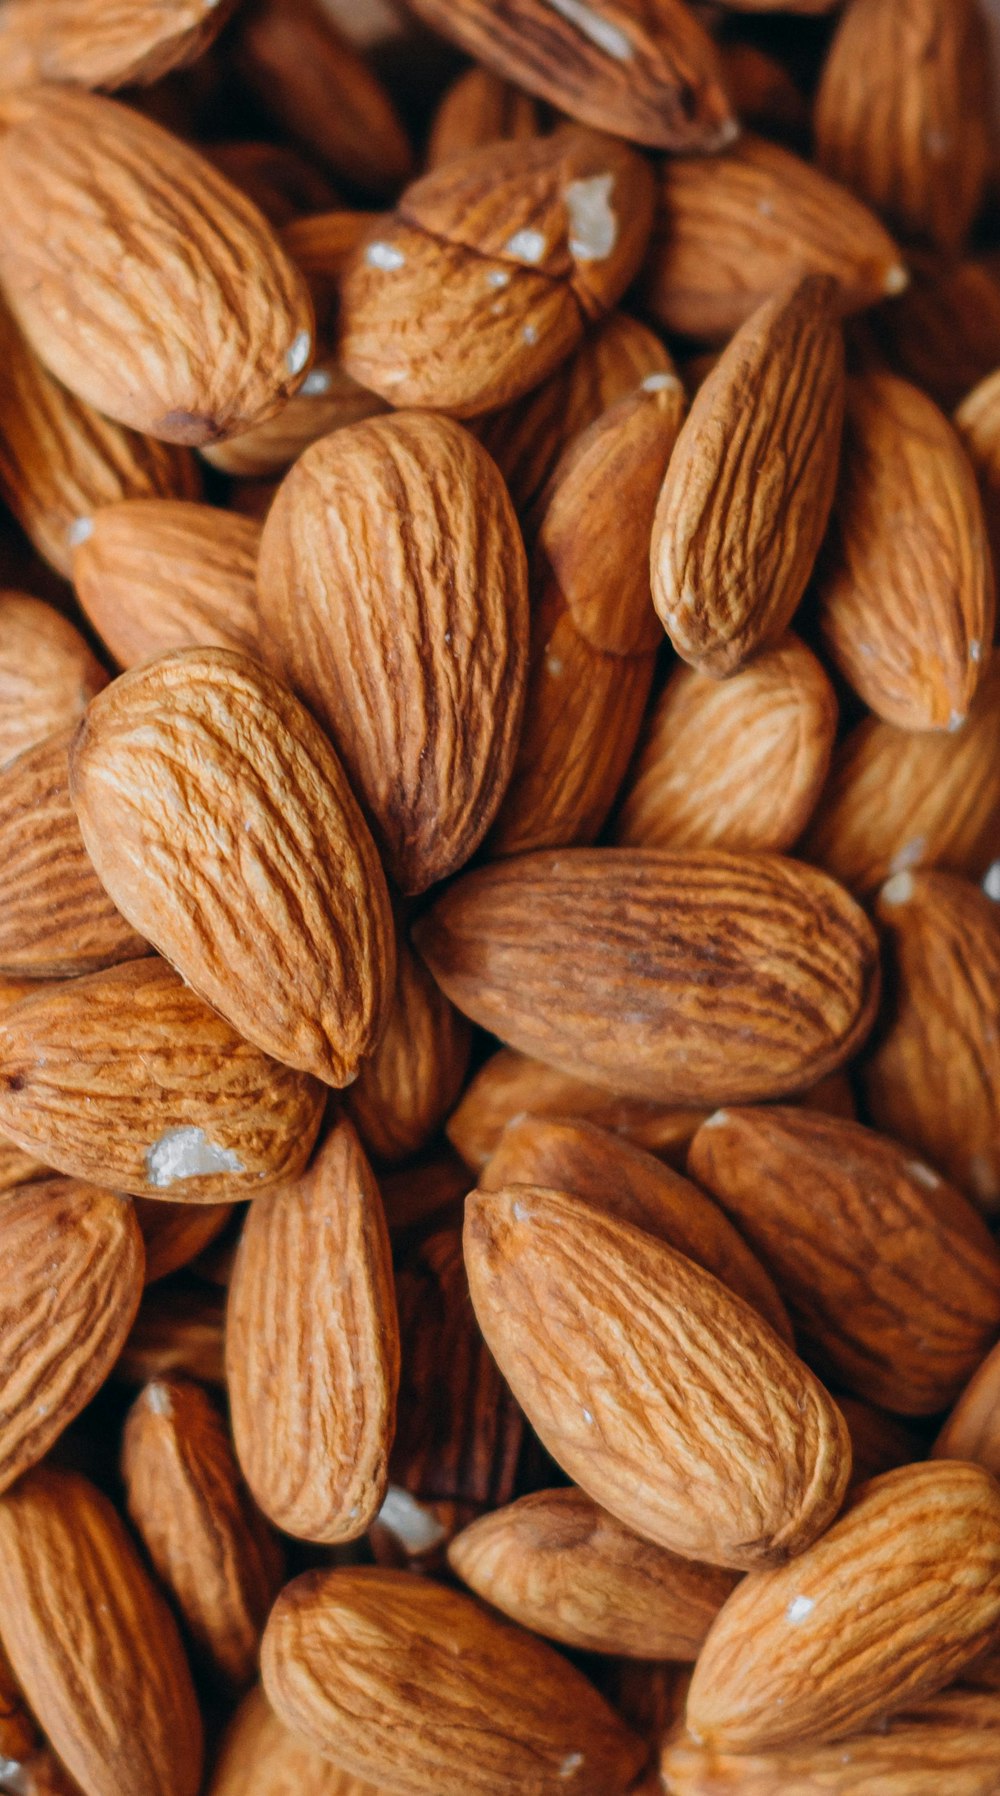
(0, 592, 106, 772)
(415, 848, 880, 1106)
(226, 1120, 400, 1544)
(0, 958, 325, 1200)
(261, 1564, 646, 1796)
(69, 647, 395, 1085)
(0, 0, 237, 90)
(651, 276, 845, 676)
(480, 1115, 792, 1341)
(686, 1462, 1000, 1754)
(72, 500, 261, 667)
(258, 413, 528, 894)
(0, 1465, 203, 1796)
(817, 375, 994, 731)
(209, 1683, 385, 1796)
(347, 935, 472, 1167)
(464, 1185, 850, 1568)
(0, 1178, 143, 1494)
(449, 1488, 738, 1659)
(122, 1377, 284, 1690)
(688, 1107, 1000, 1415)
(0, 87, 315, 445)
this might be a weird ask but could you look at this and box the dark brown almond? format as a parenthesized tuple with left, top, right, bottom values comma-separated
(347, 935, 473, 1167)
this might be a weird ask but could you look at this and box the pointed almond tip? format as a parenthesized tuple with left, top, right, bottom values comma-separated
(884, 263, 909, 297)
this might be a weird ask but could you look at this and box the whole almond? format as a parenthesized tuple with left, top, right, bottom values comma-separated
(200, 358, 386, 480)
(934, 1338, 1000, 1482)
(261, 1564, 646, 1796)
(838, 1397, 923, 1489)
(426, 65, 543, 171)
(0, 591, 106, 771)
(0, 0, 238, 90)
(879, 253, 1000, 412)
(347, 935, 472, 1167)
(69, 647, 395, 1085)
(956, 362, 1000, 560)
(210, 1683, 384, 1796)
(134, 1198, 234, 1285)
(226, 1119, 400, 1543)
(464, 1184, 851, 1567)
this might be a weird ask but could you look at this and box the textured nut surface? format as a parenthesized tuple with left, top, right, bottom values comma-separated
(209, 1682, 384, 1796)
(347, 935, 472, 1167)
(0, 591, 106, 772)
(0, 0, 238, 90)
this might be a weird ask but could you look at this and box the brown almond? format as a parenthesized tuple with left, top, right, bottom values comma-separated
(956, 361, 1000, 564)
(209, 1683, 384, 1796)
(838, 1397, 924, 1489)
(0, 0, 237, 90)
(134, 1197, 234, 1285)
(118, 1277, 226, 1387)
(200, 357, 386, 479)
(0, 591, 106, 772)
(426, 65, 544, 170)
(0, 1638, 38, 1763)
(934, 1338, 1000, 1482)
(206, 140, 344, 228)
(877, 252, 1000, 413)
(347, 935, 472, 1167)
(0, 975, 47, 1196)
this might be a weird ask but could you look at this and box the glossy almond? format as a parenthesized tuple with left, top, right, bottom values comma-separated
(0, 591, 106, 771)
(0, 0, 237, 90)
(415, 848, 880, 1105)
(261, 1565, 646, 1796)
(689, 1107, 1000, 1414)
(686, 1462, 1000, 1753)
(258, 413, 528, 893)
(70, 648, 395, 1085)
(226, 1120, 400, 1544)
(210, 1683, 385, 1796)
(464, 1184, 850, 1567)
(0, 87, 315, 445)
(0, 1465, 203, 1796)
(0, 958, 325, 1199)
(0, 1178, 143, 1492)
(347, 936, 472, 1166)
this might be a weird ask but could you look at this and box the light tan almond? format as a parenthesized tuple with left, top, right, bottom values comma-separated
(133, 1198, 234, 1285)
(0, 0, 237, 90)
(209, 1683, 385, 1796)
(0, 591, 106, 772)
(426, 65, 544, 170)
(347, 935, 472, 1167)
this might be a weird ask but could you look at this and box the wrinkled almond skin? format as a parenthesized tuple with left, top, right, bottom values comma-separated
(0, 0, 237, 90)
(686, 1462, 1000, 1753)
(347, 935, 473, 1167)
(122, 1377, 284, 1690)
(209, 1683, 384, 1796)
(0, 975, 46, 1196)
(0, 591, 106, 772)
(0, 87, 315, 445)
(616, 635, 837, 853)
(464, 1184, 851, 1568)
(817, 374, 994, 731)
(72, 501, 261, 666)
(201, 358, 387, 480)
(134, 1198, 234, 1285)
(449, 1488, 738, 1659)
(689, 1107, 1000, 1414)
(261, 1565, 646, 1796)
(258, 413, 529, 894)
(0, 1178, 143, 1493)
(651, 276, 845, 676)
(226, 1120, 400, 1544)
(0, 958, 325, 1199)
(70, 647, 395, 1086)
(0, 1465, 203, 1796)
(415, 848, 880, 1106)
(426, 65, 543, 171)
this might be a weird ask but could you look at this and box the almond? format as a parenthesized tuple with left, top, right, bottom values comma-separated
(0, 87, 315, 445)
(651, 276, 844, 675)
(347, 934, 472, 1167)
(0, 591, 106, 772)
(200, 357, 386, 479)
(934, 1339, 1000, 1482)
(0, 0, 237, 90)
(426, 65, 544, 170)
(877, 252, 1000, 412)
(0, 1464, 203, 1796)
(69, 647, 395, 1085)
(0, 958, 325, 1199)
(226, 1119, 400, 1543)
(133, 1197, 234, 1285)
(378, 1148, 471, 1236)
(207, 140, 344, 228)
(209, 1683, 384, 1796)
(956, 361, 1000, 563)
(0, 975, 47, 1196)
(685, 1462, 1000, 1752)
(838, 1397, 923, 1489)
(415, 848, 880, 1105)
(118, 1276, 226, 1387)
(261, 1564, 646, 1796)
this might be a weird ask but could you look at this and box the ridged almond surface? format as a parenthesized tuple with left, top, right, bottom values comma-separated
(651, 276, 844, 676)
(404, 0, 733, 150)
(226, 1119, 400, 1543)
(0, 958, 325, 1199)
(817, 374, 994, 730)
(0, 975, 46, 1195)
(449, 1488, 738, 1659)
(0, 591, 106, 771)
(464, 1184, 851, 1567)
(258, 413, 528, 893)
(815, 0, 992, 256)
(134, 1197, 234, 1285)
(122, 1377, 284, 1690)
(210, 1683, 385, 1796)
(0, 725, 148, 977)
(643, 133, 906, 342)
(934, 1338, 1000, 1482)
(0, 87, 315, 445)
(72, 501, 260, 666)
(426, 65, 543, 170)
(686, 1462, 1000, 1753)
(480, 1115, 791, 1340)
(0, 0, 236, 90)
(70, 648, 394, 1085)
(616, 634, 837, 853)
(688, 1107, 1000, 1414)
(261, 1565, 646, 1796)
(0, 1465, 203, 1796)
(0, 1178, 143, 1493)
(201, 358, 386, 479)
(347, 936, 472, 1166)
(415, 848, 880, 1105)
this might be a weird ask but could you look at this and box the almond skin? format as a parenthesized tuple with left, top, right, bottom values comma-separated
(686, 1462, 1000, 1753)
(651, 276, 845, 676)
(257, 413, 528, 894)
(956, 362, 1000, 561)
(69, 647, 395, 1086)
(226, 1119, 400, 1544)
(448, 1488, 738, 1660)
(346, 935, 472, 1167)
(134, 1198, 234, 1285)
(0, 1464, 203, 1796)
(200, 358, 387, 480)
(426, 65, 543, 170)
(415, 848, 880, 1106)
(0, 86, 315, 445)
(261, 1565, 646, 1796)
(464, 1184, 851, 1568)
(688, 1106, 1000, 1414)
(934, 1338, 1000, 1481)
(0, 958, 325, 1200)
(817, 374, 994, 731)
(0, 0, 238, 90)
(118, 1277, 227, 1388)
(0, 591, 106, 772)
(0, 1178, 143, 1493)
(209, 1683, 384, 1796)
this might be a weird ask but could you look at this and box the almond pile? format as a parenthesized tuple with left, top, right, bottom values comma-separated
(4, 3, 1000, 1794)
